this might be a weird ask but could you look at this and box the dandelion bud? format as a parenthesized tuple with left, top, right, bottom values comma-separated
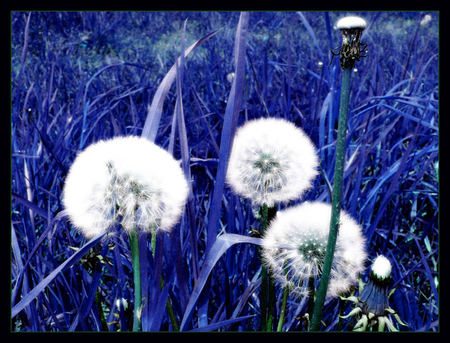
(226, 118, 319, 208)
(340, 255, 408, 331)
(359, 255, 392, 315)
(63, 136, 189, 238)
(262, 202, 366, 298)
(371, 255, 392, 280)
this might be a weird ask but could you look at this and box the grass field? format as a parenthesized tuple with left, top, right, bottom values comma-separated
(11, 11, 438, 331)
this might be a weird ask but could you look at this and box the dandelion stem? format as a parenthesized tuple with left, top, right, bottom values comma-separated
(129, 230, 142, 331)
(307, 274, 315, 319)
(259, 204, 269, 331)
(259, 203, 277, 331)
(309, 66, 352, 331)
(277, 266, 290, 332)
(267, 272, 275, 331)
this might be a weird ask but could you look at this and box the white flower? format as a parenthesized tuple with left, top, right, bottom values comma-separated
(63, 136, 189, 238)
(420, 14, 432, 26)
(371, 255, 392, 280)
(226, 118, 319, 207)
(336, 16, 367, 30)
(262, 202, 366, 298)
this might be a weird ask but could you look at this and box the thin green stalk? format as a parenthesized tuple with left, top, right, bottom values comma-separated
(336, 296, 346, 331)
(95, 289, 109, 331)
(309, 66, 352, 331)
(266, 272, 275, 331)
(307, 275, 316, 318)
(277, 283, 289, 331)
(259, 204, 269, 331)
(166, 297, 180, 331)
(258, 203, 277, 331)
(129, 230, 142, 331)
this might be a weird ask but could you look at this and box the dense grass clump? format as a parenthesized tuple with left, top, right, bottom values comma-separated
(11, 11, 438, 331)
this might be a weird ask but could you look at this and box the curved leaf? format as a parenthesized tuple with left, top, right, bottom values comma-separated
(179, 233, 262, 331)
(141, 29, 220, 142)
(189, 315, 255, 332)
(11, 231, 106, 318)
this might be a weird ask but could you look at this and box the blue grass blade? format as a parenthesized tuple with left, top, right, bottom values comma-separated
(147, 230, 164, 329)
(170, 223, 190, 313)
(319, 91, 332, 152)
(173, 21, 200, 280)
(11, 210, 68, 306)
(179, 233, 262, 331)
(11, 231, 106, 318)
(381, 104, 437, 131)
(414, 238, 439, 307)
(205, 12, 249, 255)
(297, 12, 329, 82)
(199, 13, 249, 329)
(189, 315, 255, 332)
(141, 29, 220, 143)
(11, 191, 49, 221)
(365, 122, 421, 241)
(149, 234, 177, 331)
(70, 245, 108, 331)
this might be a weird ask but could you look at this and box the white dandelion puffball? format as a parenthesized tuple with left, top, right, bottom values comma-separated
(226, 118, 319, 207)
(262, 202, 366, 298)
(63, 136, 189, 238)
(336, 16, 367, 30)
(371, 255, 392, 280)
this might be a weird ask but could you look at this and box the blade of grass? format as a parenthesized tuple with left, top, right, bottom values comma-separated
(12, 231, 106, 318)
(179, 233, 262, 331)
(141, 29, 220, 142)
(198, 13, 249, 328)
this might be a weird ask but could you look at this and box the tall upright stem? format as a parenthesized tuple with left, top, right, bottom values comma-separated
(129, 230, 142, 331)
(259, 203, 277, 331)
(259, 204, 269, 331)
(309, 66, 352, 331)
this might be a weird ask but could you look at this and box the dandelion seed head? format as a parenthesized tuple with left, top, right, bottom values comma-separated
(420, 14, 432, 26)
(262, 202, 366, 297)
(226, 118, 318, 207)
(63, 136, 189, 238)
(336, 16, 367, 30)
(371, 255, 392, 280)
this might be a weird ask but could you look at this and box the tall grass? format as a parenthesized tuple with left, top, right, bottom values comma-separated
(11, 11, 438, 331)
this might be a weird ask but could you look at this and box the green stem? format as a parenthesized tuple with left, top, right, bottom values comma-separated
(259, 204, 269, 331)
(309, 66, 352, 331)
(307, 275, 315, 318)
(258, 203, 277, 331)
(336, 296, 346, 331)
(266, 272, 275, 331)
(95, 289, 109, 331)
(277, 283, 289, 331)
(166, 297, 180, 331)
(129, 230, 142, 332)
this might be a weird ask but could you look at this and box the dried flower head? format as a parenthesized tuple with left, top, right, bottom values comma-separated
(331, 16, 368, 70)
(340, 255, 408, 331)
(262, 202, 366, 298)
(63, 136, 189, 238)
(226, 118, 319, 208)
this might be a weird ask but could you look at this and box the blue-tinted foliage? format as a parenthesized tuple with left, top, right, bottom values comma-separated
(11, 11, 438, 331)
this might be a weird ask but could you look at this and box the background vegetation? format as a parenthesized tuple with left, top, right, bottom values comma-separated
(11, 11, 438, 331)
